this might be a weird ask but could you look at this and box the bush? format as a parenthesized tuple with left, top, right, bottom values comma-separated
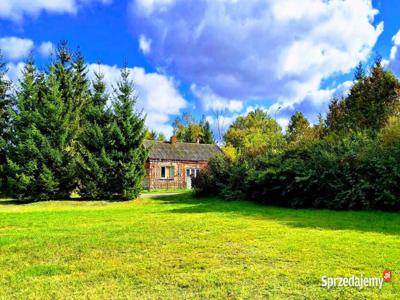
(195, 127, 400, 211)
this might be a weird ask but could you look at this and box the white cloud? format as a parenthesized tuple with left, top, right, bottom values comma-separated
(5, 62, 25, 83)
(390, 30, 400, 59)
(0, 37, 34, 61)
(276, 117, 289, 130)
(133, 0, 176, 16)
(0, 0, 111, 21)
(38, 41, 55, 57)
(204, 77, 354, 141)
(129, 0, 382, 118)
(138, 34, 152, 54)
(387, 29, 400, 75)
(270, 80, 354, 125)
(190, 84, 243, 113)
(88, 63, 187, 137)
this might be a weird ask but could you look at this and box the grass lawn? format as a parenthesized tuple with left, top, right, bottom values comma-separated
(0, 193, 399, 299)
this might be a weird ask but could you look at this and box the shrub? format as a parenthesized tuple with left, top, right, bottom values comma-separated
(195, 128, 400, 211)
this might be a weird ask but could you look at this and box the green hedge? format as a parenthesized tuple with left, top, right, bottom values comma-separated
(193, 122, 400, 210)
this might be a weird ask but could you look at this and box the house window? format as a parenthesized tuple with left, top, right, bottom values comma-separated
(161, 166, 175, 179)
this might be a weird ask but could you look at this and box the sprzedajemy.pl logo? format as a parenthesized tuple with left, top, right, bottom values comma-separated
(321, 269, 392, 290)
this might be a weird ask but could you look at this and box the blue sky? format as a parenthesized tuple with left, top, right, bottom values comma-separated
(0, 0, 399, 138)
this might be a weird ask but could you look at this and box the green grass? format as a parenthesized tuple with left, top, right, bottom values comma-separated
(0, 193, 399, 299)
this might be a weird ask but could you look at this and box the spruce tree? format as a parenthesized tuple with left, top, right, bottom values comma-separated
(0, 51, 11, 194)
(52, 42, 90, 196)
(201, 118, 214, 144)
(7, 61, 62, 200)
(105, 68, 147, 200)
(79, 71, 111, 199)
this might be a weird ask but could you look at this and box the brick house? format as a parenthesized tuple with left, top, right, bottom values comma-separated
(143, 137, 222, 190)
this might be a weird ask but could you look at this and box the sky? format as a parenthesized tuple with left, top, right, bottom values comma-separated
(0, 0, 400, 138)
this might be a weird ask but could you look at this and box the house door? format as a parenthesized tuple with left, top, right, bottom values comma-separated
(186, 168, 200, 189)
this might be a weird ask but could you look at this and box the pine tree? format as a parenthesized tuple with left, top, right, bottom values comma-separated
(79, 71, 112, 199)
(0, 51, 11, 194)
(105, 68, 148, 200)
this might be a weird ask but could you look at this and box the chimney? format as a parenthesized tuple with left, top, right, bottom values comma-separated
(170, 135, 177, 144)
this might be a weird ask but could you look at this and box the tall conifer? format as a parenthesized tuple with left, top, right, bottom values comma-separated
(7, 61, 62, 200)
(0, 51, 11, 194)
(105, 68, 147, 200)
(79, 72, 111, 199)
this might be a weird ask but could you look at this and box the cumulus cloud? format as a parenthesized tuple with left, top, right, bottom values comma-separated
(190, 84, 243, 113)
(387, 29, 400, 75)
(0, 37, 34, 61)
(129, 0, 382, 117)
(0, 0, 111, 21)
(38, 41, 55, 57)
(5, 62, 26, 83)
(134, 0, 176, 16)
(206, 79, 354, 141)
(88, 63, 187, 137)
(270, 80, 354, 125)
(138, 34, 152, 54)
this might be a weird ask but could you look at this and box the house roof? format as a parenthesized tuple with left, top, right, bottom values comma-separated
(144, 140, 222, 161)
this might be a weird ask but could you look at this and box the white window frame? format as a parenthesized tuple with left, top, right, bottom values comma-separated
(161, 166, 175, 179)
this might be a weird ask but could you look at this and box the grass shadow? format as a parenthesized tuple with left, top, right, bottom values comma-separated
(0, 199, 35, 206)
(149, 193, 400, 236)
(0, 197, 132, 206)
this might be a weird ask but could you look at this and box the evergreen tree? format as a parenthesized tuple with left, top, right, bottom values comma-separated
(52, 42, 90, 196)
(79, 72, 111, 199)
(201, 118, 214, 144)
(326, 59, 400, 132)
(0, 51, 11, 194)
(354, 62, 365, 81)
(105, 68, 148, 200)
(7, 61, 63, 200)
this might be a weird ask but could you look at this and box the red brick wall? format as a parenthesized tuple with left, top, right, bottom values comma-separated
(144, 159, 208, 190)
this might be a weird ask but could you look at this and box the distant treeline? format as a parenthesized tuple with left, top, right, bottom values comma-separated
(0, 42, 147, 201)
(193, 59, 400, 211)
